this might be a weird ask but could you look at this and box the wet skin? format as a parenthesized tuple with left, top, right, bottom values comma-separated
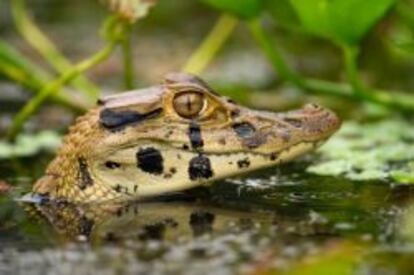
(32, 72, 341, 203)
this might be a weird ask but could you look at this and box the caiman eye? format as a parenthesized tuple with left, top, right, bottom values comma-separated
(173, 92, 205, 118)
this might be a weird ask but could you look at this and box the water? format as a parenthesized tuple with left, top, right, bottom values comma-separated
(1, 155, 413, 274)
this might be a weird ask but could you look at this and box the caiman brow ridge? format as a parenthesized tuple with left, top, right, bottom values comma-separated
(99, 108, 162, 131)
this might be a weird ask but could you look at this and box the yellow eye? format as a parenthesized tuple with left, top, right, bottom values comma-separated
(173, 92, 205, 118)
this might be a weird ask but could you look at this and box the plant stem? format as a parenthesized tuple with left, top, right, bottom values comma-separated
(11, 0, 99, 101)
(183, 14, 238, 75)
(342, 45, 365, 93)
(7, 41, 117, 141)
(248, 18, 414, 111)
(0, 40, 86, 111)
(1, 60, 86, 111)
(247, 19, 304, 87)
(122, 26, 135, 89)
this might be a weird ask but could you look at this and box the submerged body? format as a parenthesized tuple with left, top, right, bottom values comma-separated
(33, 73, 340, 203)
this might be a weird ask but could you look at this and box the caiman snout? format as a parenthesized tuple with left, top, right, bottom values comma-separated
(279, 103, 341, 142)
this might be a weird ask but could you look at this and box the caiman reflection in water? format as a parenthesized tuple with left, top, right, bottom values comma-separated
(21, 195, 274, 242)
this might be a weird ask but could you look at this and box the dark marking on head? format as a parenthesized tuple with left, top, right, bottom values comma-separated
(188, 154, 213, 181)
(227, 98, 237, 104)
(237, 158, 250, 168)
(105, 161, 121, 169)
(218, 138, 226, 145)
(134, 185, 138, 193)
(177, 153, 182, 159)
(182, 144, 189, 150)
(283, 118, 302, 128)
(230, 109, 240, 118)
(243, 134, 267, 149)
(136, 147, 164, 175)
(232, 122, 256, 138)
(78, 157, 93, 190)
(113, 184, 122, 193)
(164, 129, 174, 139)
(99, 108, 162, 132)
(188, 121, 204, 150)
(270, 152, 278, 161)
(162, 168, 177, 179)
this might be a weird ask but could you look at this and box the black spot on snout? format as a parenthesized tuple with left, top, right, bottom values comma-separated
(136, 147, 164, 175)
(78, 157, 93, 190)
(237, 158, 250, 168)
(188, 121, 204, 150)
(232, 122, 256, 138)
(99, 108, 162, 132)
(270, 152, 278, 161)
(188, 155, 213, 180)
(105, 161, 121, 169)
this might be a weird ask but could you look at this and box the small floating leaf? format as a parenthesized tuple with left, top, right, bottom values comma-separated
(0, 131, 61, 159)
(308, 119, 414, 184)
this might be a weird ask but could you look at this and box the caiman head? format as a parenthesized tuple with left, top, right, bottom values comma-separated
(33, 72, 341, 202)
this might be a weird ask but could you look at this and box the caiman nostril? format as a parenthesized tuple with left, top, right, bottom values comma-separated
(303, 103, 322, 112)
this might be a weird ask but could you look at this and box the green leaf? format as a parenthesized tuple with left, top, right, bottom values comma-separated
(0, 40, 48, 89)
(264, 0, 302, 31)
(201, 0, 264, 20)
(289, 0, 396, 45)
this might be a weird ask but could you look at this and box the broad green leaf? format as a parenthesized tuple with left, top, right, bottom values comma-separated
(289, 0, 396, 45)
(201, 0, 264, 20)
(264, 0, 302, 31)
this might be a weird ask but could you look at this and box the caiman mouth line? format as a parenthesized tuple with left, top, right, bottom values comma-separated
(104, 139, 326, 160)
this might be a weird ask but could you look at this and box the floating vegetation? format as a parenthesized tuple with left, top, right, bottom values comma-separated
(308, 119, 414, 183)
(0, 131, 61, 159)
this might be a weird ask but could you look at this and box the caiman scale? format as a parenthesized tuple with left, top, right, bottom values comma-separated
(33, 73, 341, 203)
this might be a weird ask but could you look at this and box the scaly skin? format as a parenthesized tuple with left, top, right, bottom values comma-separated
(32, 73, 341, 203)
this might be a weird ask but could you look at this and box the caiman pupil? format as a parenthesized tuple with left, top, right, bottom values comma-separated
(173, 92, 205, 118)
(31, 72, 341, 203)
